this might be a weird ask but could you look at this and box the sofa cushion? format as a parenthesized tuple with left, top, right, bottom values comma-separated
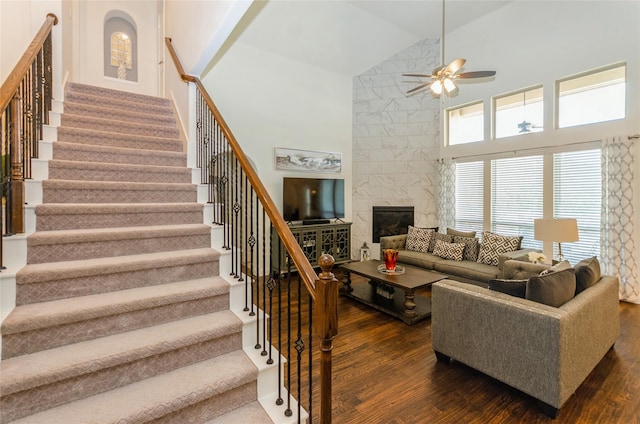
(539, 260, 571, 276)
(397, 250, 443, 270)
(434, 260, 500, 283)
(446, 228, 477, 238)
(429, 233, 453, 252)
(433, 240, 465, 261)
(477, 232, 523, 266)
(453, 235, 479, 262)
(574, 256, 601, 294)
(405, 226, 435, 253)
(526, 268, 576, 307)
(488, 279, 527, 298)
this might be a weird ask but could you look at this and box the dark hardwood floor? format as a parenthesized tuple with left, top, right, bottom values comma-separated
(273, 271, 640, 423)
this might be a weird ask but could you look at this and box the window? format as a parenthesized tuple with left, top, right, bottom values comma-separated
(553, 149, 601, 263)
(495, 86, 543, 138)
(447, 102, 484, 146)
(491, 156, 543, 248)
(110, 32, 132, 70)
(557, 64, 625, 128)
(454, 161, 484, 235)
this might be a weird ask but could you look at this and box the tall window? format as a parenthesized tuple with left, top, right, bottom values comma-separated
(495, 86, 543, 138)
(447, 102, 484, 146)
(553, 149, 601, 263)
(491, 156, 543, 248)
(557, 64, 625, 128)
(454, 161, 484, 235)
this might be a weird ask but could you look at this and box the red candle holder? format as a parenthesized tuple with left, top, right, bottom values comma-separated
(382, 249, 399, 271)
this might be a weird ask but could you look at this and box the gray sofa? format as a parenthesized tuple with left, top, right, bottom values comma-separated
(431, 274, 620, 417)
(379, 233, 535, 286)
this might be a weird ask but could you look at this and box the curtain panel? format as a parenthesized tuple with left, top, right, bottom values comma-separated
(438, 159, 456, 231)
(601, 136, 639, 304)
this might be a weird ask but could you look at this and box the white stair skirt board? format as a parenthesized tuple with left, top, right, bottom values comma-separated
(24, 180, 43, 206)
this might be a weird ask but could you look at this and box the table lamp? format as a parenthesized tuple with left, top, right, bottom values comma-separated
(534, 218, 579, 261)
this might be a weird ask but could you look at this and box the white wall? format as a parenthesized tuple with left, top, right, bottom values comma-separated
(200, 40, 353, 225)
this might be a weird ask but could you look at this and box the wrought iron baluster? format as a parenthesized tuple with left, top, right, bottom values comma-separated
(285, 261, 293, 417)
(261, 207, 268, 357)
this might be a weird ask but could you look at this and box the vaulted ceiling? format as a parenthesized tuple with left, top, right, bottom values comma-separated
(224, 0, 513, 76)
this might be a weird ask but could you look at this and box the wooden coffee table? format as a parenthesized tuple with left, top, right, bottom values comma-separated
(340, 260, 447, 325)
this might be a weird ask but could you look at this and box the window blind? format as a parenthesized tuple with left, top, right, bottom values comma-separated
(454, 161, 484, 235)
(491, 155, 543, 248)
(553, 149, 602, 264)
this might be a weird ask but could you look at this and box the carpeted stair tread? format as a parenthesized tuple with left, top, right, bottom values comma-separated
(48, 159, 192, 183)
(66, 82, 171, 108)
(204, 401, 272, 424)
(36, 202, 203, 216)
(62, 91, 174, 117)
(57, 126, 183, 152)
(61, 113, 180, 139)
(16, 248, 219, 285)
(9, 350, 257, 424)
(2, 277, 229, 336)
(0, 310, 241, 397)
(52, 141, 187, 167)
(62, 101, 176, 127)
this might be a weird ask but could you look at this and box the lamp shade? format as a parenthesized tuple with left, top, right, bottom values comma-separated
(534, 218, 579, 242)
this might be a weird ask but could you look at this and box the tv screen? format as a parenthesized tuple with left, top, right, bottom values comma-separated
(283, 177, 345, 222)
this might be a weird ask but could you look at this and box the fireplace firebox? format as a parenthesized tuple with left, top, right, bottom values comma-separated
(372, 206, 415, 243)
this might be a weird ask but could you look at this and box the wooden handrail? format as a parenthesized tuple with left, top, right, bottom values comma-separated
(164, 37, 319, 299)
(0, 13, 58, 113)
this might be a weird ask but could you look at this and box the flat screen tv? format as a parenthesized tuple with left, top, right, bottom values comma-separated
(283, 177, 345, 222)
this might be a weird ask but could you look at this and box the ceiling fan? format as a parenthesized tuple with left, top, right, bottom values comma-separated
(403, 0, 496, 96)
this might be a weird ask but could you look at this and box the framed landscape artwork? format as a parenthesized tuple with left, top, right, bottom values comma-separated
(275, 148, 341, 173)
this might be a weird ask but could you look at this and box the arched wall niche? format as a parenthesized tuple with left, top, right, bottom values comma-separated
(104, 10, 138, 82)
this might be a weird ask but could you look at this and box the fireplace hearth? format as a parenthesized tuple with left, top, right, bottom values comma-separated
(372, 206, 414, 243)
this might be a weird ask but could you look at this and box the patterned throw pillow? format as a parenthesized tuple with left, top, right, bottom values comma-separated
(447, 228, 477, 238)
(432, 239, 465, 261)
(477, 231, 523, 266)
(453, 235, 479, 262)
(428, 233, 453, 252)
(405, 226, 435, 253)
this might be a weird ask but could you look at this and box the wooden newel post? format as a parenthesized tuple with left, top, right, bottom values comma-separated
(314, 253, 339, 424)
(10, 95, 25, 234)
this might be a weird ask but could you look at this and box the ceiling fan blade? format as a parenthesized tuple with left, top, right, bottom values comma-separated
(432, 65, 446, 76)
(444, 58, 466, 75)
(456, 70, 497, 79)
(402, 73, 435, 78)
(407, 83, 431, 94)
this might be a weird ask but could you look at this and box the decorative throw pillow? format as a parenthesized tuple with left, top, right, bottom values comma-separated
(447, 228, 477, 238)
(488, 279, 527, 298)
(477, 231, 523, 266)
(539, 260, 571, 276)
(432, 239, 465, 261)
(453, 235, 479, 262)
(405, 226, 435, 253)
(574, 256, 601, 294)
(526, 269, 576, 307)
(428, 233, 453, 252)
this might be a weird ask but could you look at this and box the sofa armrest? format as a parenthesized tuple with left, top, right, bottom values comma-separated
(379, 234, 407, 259)
(497, 248, 539, 271)
(501, 259, 550, 279)
(431, 277, 619, 409)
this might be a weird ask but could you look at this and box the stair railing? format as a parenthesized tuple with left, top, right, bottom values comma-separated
(166, 37, 338, 424)
(0, 13, 57, 271)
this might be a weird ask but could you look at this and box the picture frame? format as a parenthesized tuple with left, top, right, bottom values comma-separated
(274, 147, 341, 173)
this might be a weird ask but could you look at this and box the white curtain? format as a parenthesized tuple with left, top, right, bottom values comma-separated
(438, 159, 456, 231)
(601, 136, 639, 303)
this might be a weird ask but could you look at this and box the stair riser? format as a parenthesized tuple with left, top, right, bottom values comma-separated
(149, 382, 257, 424)
(48, 166, 193, 184)
(2, 295, 229, 358)
(57, 128, 183, 152)
(66, 84, 171, 108)
(63, 93, 173, 116)
(63, 102, 176, 127)
(53, 144, 187, 167)
(17, 258, 218, 305)
(42, 187, 197, 204)
(27, 233, 212, 264)
(1, 333, 241, 423)
(36, 210, 203, 231)
(61, 114, 180, 140)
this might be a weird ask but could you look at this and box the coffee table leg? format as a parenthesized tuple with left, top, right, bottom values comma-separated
(403, 288, 416, 317)
(341, 270, 353, 293)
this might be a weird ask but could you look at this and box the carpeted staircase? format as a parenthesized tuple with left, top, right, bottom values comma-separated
(0, 83, 272, 423)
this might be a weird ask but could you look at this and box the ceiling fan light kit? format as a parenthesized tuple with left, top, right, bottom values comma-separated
(403, 0, 496, 97)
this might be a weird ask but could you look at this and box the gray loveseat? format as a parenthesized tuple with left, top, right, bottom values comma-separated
(379, 233, 535, 286)
(431, 273, 620, 417)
